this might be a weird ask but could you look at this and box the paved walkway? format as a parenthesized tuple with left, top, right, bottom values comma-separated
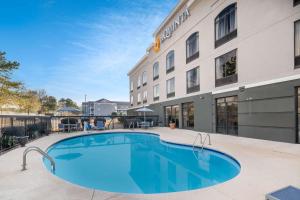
(0, 128, 299, 200)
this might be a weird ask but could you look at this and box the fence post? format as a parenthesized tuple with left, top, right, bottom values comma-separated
(24, 119, 27, 137)
(112, 117, 114, 129)
(68, 117, 70, 133)
(10, 117, 13, 127)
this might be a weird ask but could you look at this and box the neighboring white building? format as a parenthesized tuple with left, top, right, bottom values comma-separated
(82, 99, 129, 116)
(128, 0, 300, 143)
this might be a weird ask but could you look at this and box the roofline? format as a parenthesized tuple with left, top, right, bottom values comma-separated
(127, 0, 195, 76)
(127, 53, 149, 76)
(152, 0, 189, 37)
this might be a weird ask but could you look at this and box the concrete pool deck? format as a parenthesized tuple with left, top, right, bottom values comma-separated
(0, 128, 299, 200)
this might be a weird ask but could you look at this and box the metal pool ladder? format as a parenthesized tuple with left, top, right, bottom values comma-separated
(22, 146, 55, 172)
(192, 132, 212, 153)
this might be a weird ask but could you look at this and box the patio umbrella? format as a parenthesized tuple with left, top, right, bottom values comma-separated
(136, 106, 153, 123)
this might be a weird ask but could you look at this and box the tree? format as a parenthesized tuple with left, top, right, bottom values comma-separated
(0, 52, 22, 112)
(41, 96, 57, 113)
(111, 112, 118, 116)
(17, 90, 41, 115)
(58, 98, 79, 109)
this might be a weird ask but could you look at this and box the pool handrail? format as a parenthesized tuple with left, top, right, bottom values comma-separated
(22, 146, 55, 172)
(192, 132, 212, 159)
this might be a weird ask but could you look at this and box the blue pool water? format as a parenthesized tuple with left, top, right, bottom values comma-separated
(44, 132, 240, 194)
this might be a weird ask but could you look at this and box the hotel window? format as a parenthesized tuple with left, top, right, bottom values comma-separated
(294, 0, 300, 6)
(186, 32, 199, 64)
(130, 80, 133, 92)
(142, 71, 147, 86)
(137, 75, 141, 89)
(215, 3, 237, 48)
(186, 67, 200, 94)
(143, 90, 147, 103)
(166, 50, 175, 73)
(153, 84, 159, 101)
(295, 20, 300, 68)
(137, 93, 141, 104)
(130, 95, 133, 106)
(215, 49, 237, 87)
(153, 62, 159, 80)
(166, 77, 175, 98)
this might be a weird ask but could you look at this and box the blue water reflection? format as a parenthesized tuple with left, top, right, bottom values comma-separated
(44, 133, 240, 194)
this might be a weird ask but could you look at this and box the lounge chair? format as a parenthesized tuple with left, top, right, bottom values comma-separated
(58, 123, 64, 132)
(266, 185, 300, 200)
(94, 121, 105, 130)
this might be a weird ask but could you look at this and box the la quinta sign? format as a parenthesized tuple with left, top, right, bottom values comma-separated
(153, 8, 190, 53)
(160, 8, 190, 43)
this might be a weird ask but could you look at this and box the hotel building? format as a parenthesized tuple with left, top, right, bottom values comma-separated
(127, 0, 300, 143)
(82, 99, 130, 116)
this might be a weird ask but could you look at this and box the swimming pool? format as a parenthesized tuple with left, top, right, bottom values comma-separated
(44, 132, 240, 194)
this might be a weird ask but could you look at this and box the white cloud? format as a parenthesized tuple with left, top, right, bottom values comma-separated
(47, 0, 178, 104)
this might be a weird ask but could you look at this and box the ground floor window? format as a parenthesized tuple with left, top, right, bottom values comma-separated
(182, 102, 194, 129)
(165, 105, 179, 127)
(216, 96, 238, 135)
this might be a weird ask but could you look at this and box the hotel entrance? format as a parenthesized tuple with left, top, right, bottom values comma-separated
(216, 96, 238, 135)
(165, 105, 179, 128)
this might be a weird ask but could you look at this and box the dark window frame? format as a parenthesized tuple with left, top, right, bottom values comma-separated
(294, 0, 300, 7)
(186, 66, 200, 94)
(153, 85, 160, 101)
(215, 49, 238, 87)
(153, 62, 159, 80)
(137, 93, 141, 105)
(215, 3, 237, 48)
(167, 92, 175, 98)
(130, 81, 133, 92)
(153, 96, 159, 101)
(182, 102, 195, 129)
(215, 95, 238, 135)
(142, 71, 147, 86)
(166, 78, 175, 98)
(186, 32, 199, 64)
(137, 75, 141, 89)
(295, 20, 300, 68)
(166, 50, 175, 73)
(143, 91, 147, 103)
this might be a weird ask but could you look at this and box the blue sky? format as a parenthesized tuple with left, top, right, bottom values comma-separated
(0, 0, 178, 104)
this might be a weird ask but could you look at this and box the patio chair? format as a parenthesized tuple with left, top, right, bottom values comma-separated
(266, 185, 300, 200)
(58, 123, 64, 132)
(94, 121, 105, 130)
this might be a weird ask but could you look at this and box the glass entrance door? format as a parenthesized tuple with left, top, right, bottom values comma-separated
(165, 105, 179, 127)
(182, 102, 194, 129)
(216, 96, 238, 135)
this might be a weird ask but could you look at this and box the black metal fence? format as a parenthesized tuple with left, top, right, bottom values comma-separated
(50, 115, 160, 131)
(0, 115, 159, 154)
(0, 115, 52, 154)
